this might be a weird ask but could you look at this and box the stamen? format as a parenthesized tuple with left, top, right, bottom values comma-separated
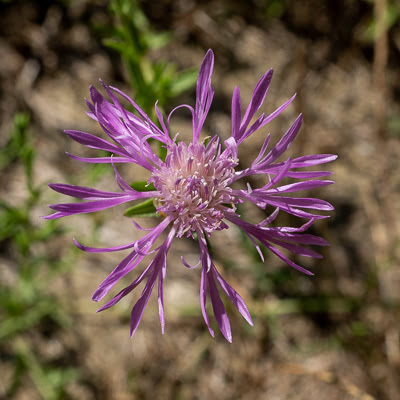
(151, 139, 239, 236)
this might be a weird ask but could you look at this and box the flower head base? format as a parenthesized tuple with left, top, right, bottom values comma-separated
(152, 138, 238, 238)
(45, 49, 336, 342)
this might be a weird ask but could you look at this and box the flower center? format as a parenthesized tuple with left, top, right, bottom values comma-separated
(152, 138, 238, 237)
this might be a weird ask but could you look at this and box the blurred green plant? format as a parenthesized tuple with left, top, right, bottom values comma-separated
(0, 113, 78, 399)
(9, 338, 78, 400)
(363, 0, 400, 41)
(263, 0, 289, 19)
(388, 114, 400, 136)
(102, 0, 197, 116)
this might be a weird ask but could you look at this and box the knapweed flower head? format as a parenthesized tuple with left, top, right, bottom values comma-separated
(45, 50, 336, 342)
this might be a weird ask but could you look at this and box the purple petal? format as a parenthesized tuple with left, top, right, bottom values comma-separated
(260, 93, 297, 126)
(240, 93, 297, 144)
(66, 153, 133, 163)
(129, 269, 158, 337)
(279, 218, 315, 232)
(207, 269, 232, 342)
(260, 114, 303, 166)
(200, 266, 214, 337)
(225, 213, 323, 275)
(48, 197, 127, 212)
(48, 183, 127, 199)
(155, 101, 170, 140)
(257, 208, 280, 226)
(261, 154, 337, 173)
(238, 114, 266, 144)
(96, 264, 153, 312)
(131, 219, 154, 231)
(93, 250, 145, 302)
(48, 195, 138, 215)
(263, 180, 334, 194)
(212, 266, 253, 326)
(193, 49, 214, 142)
(87, 84, 162, 171)
(110, 159, 136, 192)
(252, 134, 271, 166)
(263, 242, 314, 275)
(92, 217, 172, 301)
(267, 231, 329, 247)
(266, 238, 322, 259)
(72, 238, 136, 253)
(223, 137, 238, 159)
(291, 154, 338, 167)
(265, 196, 334, 211)
(262, 158, 292, 190)
(41, 211, 70, 220)
(89, 85, 103, 105)
(158, 264, 166, 334)
(167, 104, 195, 133)
(110, 85, 165, 141)
(129, 227, 175, 337)
(278, 170, 333, 179)
(231, 86, 242, 140)
(239, 69, 273, 138)
(64, 130, 130, 157)
(181, 256, 201, 269)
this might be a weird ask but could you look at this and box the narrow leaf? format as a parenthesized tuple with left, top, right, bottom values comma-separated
(130, 181, 156, 192)
(124, 198, 158, 217)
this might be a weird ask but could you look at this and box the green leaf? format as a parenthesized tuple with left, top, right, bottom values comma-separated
(102, 38, 127, 53)
(363, 3, 400, 42)
(203, 136, 212, 147)
(144, 31, 172, 49)
(170, 68, 198, 97)
(158, 142, 167, 162)
(0, 112, 31, 170)
(130, 180, 156, 191)
(124, 198, 158, 217)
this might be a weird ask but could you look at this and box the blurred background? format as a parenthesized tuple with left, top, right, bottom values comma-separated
(1, 0, 400, 399)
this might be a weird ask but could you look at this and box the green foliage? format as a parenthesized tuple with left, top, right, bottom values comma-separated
(264, 0, 289, 19)
(0, 113, 35, 193)
(124, 198, 158, 217)
(103, 0, 197, 116)
(363, 0, 400, 41)
(130, 180, 156, 192)
(388, 114, 400, 136)
(11, 338, 77, 400)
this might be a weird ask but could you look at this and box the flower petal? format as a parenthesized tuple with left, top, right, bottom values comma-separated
(207, 269, 232, 343)
(239, 69, 273, 139)
(258, 114, 303, 166)
(92, 217, 172, 301)
(231, 86, 242, 140)
(212, 266, 253, 326)
(193, 49, 215, 142)
(48, 183, 127, 199)
(129, 268, 159, 337)
(200, 265, 214, 337)
(64, 130, 130, 157)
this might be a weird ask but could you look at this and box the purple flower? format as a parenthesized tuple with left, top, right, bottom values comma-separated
(45, 50, 336, 342)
